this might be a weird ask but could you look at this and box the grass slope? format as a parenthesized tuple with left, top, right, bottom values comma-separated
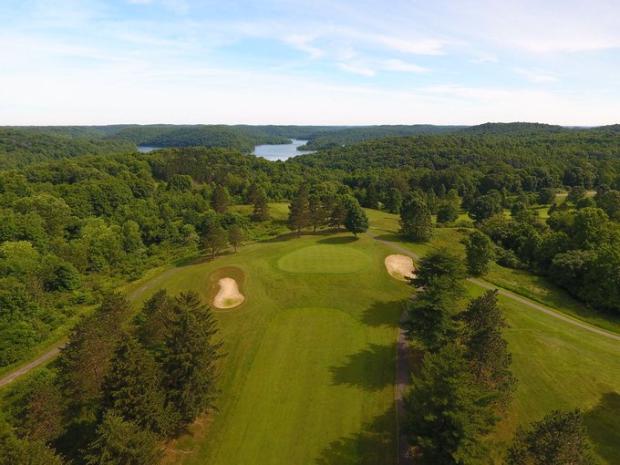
(124, 232, 411, 465)
(366, 208, 620, 464)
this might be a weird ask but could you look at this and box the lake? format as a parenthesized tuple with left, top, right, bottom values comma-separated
(252, 139, 313, 161)
(137, 146, 162, 153)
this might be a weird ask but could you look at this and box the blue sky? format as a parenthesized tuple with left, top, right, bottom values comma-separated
(1, 0, 619, 125)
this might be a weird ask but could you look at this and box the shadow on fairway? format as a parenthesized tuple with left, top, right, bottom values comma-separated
(317, 236, 358, 245)
(314, 409, 395, 465)
(329, 343, 396, 391)
(584, 391, 620, 464)
(361, 300, 407, 328)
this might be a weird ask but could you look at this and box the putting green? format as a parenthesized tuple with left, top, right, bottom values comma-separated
(277, 244, 371, 273)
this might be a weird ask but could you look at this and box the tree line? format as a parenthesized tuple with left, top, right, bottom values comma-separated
(1, 289, 223, 465)
(402, 250, 597, 464)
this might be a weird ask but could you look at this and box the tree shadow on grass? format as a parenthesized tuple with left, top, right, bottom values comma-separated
(330, 343, 397, 392)
(584, 391, 620, 464)
(361, 300, 408, 328)
(317, 236, 359, 245)
(315, 409, 396, 465)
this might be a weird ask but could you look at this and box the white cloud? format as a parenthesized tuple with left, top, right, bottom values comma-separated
(283, 35, 324, 59)
(337, 62, 376, 77)
(382, 59, 428, 73)
(515, 68, 558, 83)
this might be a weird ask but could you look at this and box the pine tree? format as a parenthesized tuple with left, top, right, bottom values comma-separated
(412, 248, 466, 297)
(228, 224, 244, 252)
(135, 289, 177, 353)
(0, 420, 64, 465)
(84, 413, 162, 465)
(211, 185, 230, 214)
(405, 344, 495, 465)
(308, 193, 325, 232)
(465, 230, 494, 276)
(288, 185, 310, 235)
(400, 193, 433, 242)
(58, 293, 130, 414)
(385, 187, 403, 214)
(251, 187, 269, 221)
(460, 290, 515, 406)
(162, 292, 223, 428)
(506, 410, 596, 465)
(328, 195, 348, 230)
(101, 334, 171, 435)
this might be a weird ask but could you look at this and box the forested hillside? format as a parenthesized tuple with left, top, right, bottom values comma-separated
(0, 129, 135, 168)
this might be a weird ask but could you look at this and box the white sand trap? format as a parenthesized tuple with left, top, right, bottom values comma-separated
(385, 254, 416, 281)
(213, 277, 245, 309)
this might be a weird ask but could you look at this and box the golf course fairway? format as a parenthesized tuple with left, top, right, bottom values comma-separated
(122, 209, 619, 465)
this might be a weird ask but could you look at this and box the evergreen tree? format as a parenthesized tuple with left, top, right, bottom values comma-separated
(135, 289, 177, 354)
(101, 334, 171, 435)
(58, 293, 130, 414)
(460, 290, 515, 406)
(412, 248, 466, 297)
(385, 187, 403, 214)
(405, 278, 459, 351)
(203, 224, 228, 259)
(400, 193, 433, 242)
(228, 224, 244, 252)
(84, 413, 162, 465)
(405, 344, 495, 465)
(162, 292, 223, 428)
(328, 195, 348, 230)
(251, 186, 269, 221)
(344, 196, 369, 237)
(0, 420, 64, 465)
(465, 230, 494, 276)
(288, 185, 310, 235)
(506, 410, 596, 465)
(308, 193, 326, 232)
(211, 185, 230, 214)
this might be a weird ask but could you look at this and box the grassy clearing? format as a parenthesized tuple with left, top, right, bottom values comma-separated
(129, 231, 411, 465)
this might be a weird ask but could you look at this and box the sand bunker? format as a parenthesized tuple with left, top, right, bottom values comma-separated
(384, 254, 416, 281)
(213, 277, 245, 309)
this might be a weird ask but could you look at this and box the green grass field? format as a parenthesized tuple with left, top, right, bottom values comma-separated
(120, 207, 620, 465)
(124, 231, 411, 465)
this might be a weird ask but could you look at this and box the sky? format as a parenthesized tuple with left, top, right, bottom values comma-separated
(1, 0, 619, 126)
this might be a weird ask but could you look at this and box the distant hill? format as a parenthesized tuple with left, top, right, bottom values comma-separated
(459, 122, 568, 135)
(0, 128, 135, 168)
(300, 125, 465, 150)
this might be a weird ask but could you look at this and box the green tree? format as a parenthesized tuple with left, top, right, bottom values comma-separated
(343, 196, 369, 237)
(84, 413, 162, 465)
(0, 420, 64, 465)
(436, 202, 459, 224)
(465, 230, 494, 276)
(211, 184, 230, 214)
(58, 294, 130, 413)
(308, 193, 326, 232)
(506, 410, 596, 465)
(412, 248, 466, 297)
(288, 185, 310, 235)
(385, 187, 403, 214)
(121, 220, 144, 253)
(203, 224, 228, 259)
(101, 334, 171, 435)
(228, 224, 245, 252)
(468, 192, 503, 222)
(400, 193, 433, 242)
(460, 290, 515, 406)
(162, 292, 223, 428)
(251, 186, 269, 221)
(405, 344, 495, 465)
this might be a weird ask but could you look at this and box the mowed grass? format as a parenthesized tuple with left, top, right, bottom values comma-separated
(366, 208, 620, 464)
(123, 231, 411, 465)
